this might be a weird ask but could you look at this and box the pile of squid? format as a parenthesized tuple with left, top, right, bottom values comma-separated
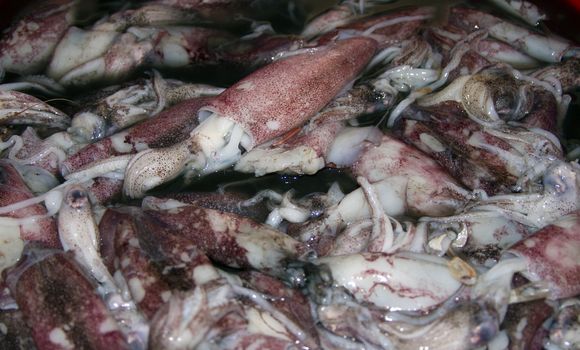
(0, 0, 579, 349)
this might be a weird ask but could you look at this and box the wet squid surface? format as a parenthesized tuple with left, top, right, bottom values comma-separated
(0, 0, 579, 349)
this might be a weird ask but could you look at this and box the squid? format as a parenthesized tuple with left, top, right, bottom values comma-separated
(0, 90, 70, 129)
(291, 132, 472, 255)
(474, 161, 580, 228)
(46, 3, 235, 86)
(235, 122, 382, 177)
(310, 252, 463, 312)
(5, 249, 130, 349)
(69, 73, 224, 143)
(123, 36, 377, 198)
(141, 196, 311, 278)
(546, 299, 580, 349)
(0, 0, 80, 75)
(57, 184, 150, 346)
(98, 208, 173, 320)
(423, 210, 530, 265)
(0, 160, 59, 250)
(1, 127, 76, 175)
(234, 35, 440, 178)
(449, 6, 578, 63)
(61, 96, 212, 176)
(507, 210, 580, 299)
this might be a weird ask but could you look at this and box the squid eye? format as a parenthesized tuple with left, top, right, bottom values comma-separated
(543, 163, 577, 196)
(462, 70, 531, 124)
(67, 188, 89, 209)
(488, 73, 532, 122)
(469, 306, 499, 346)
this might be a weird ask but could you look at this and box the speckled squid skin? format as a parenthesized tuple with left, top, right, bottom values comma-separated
(86, 177, 124, 205)
(0, 0, 76, 75)
(396, 101, 563, 191)
(394, 117, 504, 194)
(507, 210, 580, 299)
(142, 197, 309, 273)
(0, 160, 59, 248)
(100, 206, 214, 297)
(164, 191, 270, 223)
(0, 91, 70, 129)
(318, 7, 431, 49)
(199, 37, 377, 149)
(532, 58, 580, 93)
(6, 251, 129, 350)
(502, 298, 554, 350)
(98, 208, 172, 320)
(138, 206, 220, 289)
(61, 97, 210, 175)
(520, 88, 558, 133)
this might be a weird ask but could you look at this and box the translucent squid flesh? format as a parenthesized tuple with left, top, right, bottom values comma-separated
(234, 120, 347, 176)
(316, 300, 499, 350)
(237, 270, 320, 348)
(48, 25, 234, 86)
(57, 184, 118, 294)
(1, 127, 75, 176)
(312, 252, 462, 312)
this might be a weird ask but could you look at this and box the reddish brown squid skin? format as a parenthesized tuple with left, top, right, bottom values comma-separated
(141, 197, 309, 272)
(164, 191, 270, 223)
(200, 37, 377, 149)
(0, 0, 76, 75)
(318, 7, 431, 49)
(98, 208, 172, 320)
(350, 133, 469, 217)
(395, 101, 563, 192)
(508, 210, 580, 300)
(61, 96, 211, 175)
(394, 116, 505, 194)
(502, 298, 554, 350)
(0, 160, 59, 248)
(5, 251, 129, 350)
